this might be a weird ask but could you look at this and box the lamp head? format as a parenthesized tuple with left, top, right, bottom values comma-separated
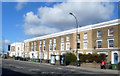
(69, 13, 73, 15)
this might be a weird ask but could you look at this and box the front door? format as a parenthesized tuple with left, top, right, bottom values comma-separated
(114, 53, 118, 64)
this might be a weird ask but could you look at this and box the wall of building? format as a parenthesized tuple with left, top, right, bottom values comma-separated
(118, 24, 120, 48)
(9, 43, 24, 57)
(92, 25, 119, 49)
(24, 19, 120, 62)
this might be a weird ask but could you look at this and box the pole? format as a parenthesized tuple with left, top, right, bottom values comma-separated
(69, 13, 79, 65)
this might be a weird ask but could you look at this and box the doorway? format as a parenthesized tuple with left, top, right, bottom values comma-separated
(114, 53, 118, 64)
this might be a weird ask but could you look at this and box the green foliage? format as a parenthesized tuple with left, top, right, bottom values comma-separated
(65, 53, 76, 65)
(79, 53, 106, 63)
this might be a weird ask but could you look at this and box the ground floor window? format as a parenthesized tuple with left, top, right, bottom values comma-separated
(49, 52, 53, 59)
(66, 42, 70, 50)
(97, 41, 102, 48)
(61, 43, 64, 51)
(83, 41, 88, 49)
(53, 44, 56, 51)
(77, 42, 80, 49)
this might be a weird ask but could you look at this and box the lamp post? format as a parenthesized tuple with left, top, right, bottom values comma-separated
(69, 12, 79, 65)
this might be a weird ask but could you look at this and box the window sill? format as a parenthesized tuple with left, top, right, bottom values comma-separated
(108, 35, 114, 37)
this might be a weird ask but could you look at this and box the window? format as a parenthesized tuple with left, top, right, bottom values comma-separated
(49, 45, 52, 50)
(54, 38, 56, 44)
(66, 42, 70, 50)
(34, 42, 36, 46)
(26, 42, 29, 46)
(97, 41, 102, 48)
(53, 44, 56, 51)
(18, 47, 19, 50)
(43, 40, 45, 44)
(108, 28, 114, 36)
(61, 37, 64, 42)
(97, 30, 102, 37)
(39, 52, 43, 59)
(34, 47, 36, 51)
(83, 41, 88, 49)
(39, 41, 42, 51)
(27, 47, 29, 52)
(31, 42, 33, 46)
(108, 39, 114, 48)
(40, 41, 42, 45)
(49, 52, 53, 59)
(77, 34, 80, 40)
(77, 43, 80, 49)
(39, 45, 42, 51)
(66, 36, 70, 41)
(84, 33, 87, 39)
(61, 43, 64, 50)
(31, 47, 34, 51)
(34, 42, 36, 51)
(43, 45, 45, 50)
(49, 39, 52, 44)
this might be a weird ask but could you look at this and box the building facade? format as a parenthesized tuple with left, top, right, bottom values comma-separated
(24, 19, 120, 64)
(9, 42, 24, 57)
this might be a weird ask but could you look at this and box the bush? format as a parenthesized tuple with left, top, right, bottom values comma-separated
(79, 53, 106, 63)
(117, 62, 120, 70)
(65, 53, 76, 65)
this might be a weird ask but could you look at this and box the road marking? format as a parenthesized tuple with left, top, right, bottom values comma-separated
(57, 67, 62, 69)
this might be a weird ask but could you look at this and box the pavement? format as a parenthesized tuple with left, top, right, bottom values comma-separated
(1, 59, 120, 76)
(34, 61, 119, 74)
(66, 65, 119, 74)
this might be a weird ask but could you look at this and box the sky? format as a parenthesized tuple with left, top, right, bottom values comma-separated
(2, 1, 119, 52)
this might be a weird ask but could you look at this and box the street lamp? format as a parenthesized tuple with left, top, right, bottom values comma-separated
(69, 13, 79, 28)
(69, 12, 79, 65)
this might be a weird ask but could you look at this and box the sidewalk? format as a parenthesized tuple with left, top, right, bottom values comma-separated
(37, 62, 119, 74)
(66, 65, 119, 74)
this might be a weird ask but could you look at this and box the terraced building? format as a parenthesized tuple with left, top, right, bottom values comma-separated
(24, 19, 120, 64)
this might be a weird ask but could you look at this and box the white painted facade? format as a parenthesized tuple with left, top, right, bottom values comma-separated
(9, 42, 24, 57)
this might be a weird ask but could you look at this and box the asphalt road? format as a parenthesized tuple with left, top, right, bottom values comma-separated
(1, 59, 118, 76)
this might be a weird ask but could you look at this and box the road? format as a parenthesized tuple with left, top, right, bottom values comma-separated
(1, 59, 118, 76)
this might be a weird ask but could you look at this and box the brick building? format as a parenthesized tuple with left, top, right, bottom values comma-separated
(24, 19, 120, 64)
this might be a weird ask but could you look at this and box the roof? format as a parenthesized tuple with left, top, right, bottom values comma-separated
(10, 42, 24, 46)
(24, 19, 120, 42)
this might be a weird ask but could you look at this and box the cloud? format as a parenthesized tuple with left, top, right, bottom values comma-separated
(23, 12, 60, 36)
(3, 40, 10, 45)
(23, 2, 114, 36)
(16, 0, 28, 11)
(16, 2, 27, 11)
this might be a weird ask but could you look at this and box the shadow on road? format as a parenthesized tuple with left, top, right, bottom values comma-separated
(2, 68, 31, 76)
(2, 68, 119, 76)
